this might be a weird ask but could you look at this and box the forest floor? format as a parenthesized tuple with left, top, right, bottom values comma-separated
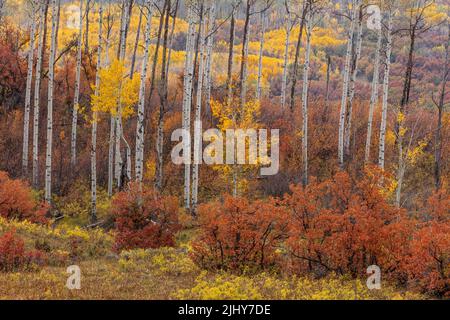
(0, 217, 425, 300)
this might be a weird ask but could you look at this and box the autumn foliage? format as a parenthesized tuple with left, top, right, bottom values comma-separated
(112, 184, 181, 252)
(0, 171, 48, 224)
(0, 229, 45, 272)
(192, 195, 289, 271)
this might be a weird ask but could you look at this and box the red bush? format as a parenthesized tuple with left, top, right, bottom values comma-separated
(405, 190, 449, 297)
(0, 171, 48, 223)
(112, 184, 181, 252)
(0, 229, 46, 272)
(192, 195, 289, 271)
(284, 167, 410, 278)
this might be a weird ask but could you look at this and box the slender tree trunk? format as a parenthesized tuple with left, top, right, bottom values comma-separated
(289, 0, 307, 112)
(281, 15, 292, 109)
(434, 23, 449, 189)
(239, 0, 251, 110)
(301, 8, 312, 186)
(130, 6, 143, 79)
(323, 54, 331, 121)
(84, 0, 90, 55)
(378, 9, 393, 170)
(115, 0, 129, 188)
(165, 0, 180, 77)
(256, 11, 266, 101)
(32, 3, 46, 188)
(23, 2, 37, 177)
(155, 0, 171, 191)
(226, 7, 236, 107)
(44, 0, 59, 204)
(204, 0, 216, 116)
(71, 0, 84, 168)
(344, 4, 363, 160)
(338, 0, 358, 168)
(182, 2, 196, 209)
(91, 0, 103, 224)
(365, 23, 382, 163)
(192, 3, 207, 214)
(135, 3, 153, 184)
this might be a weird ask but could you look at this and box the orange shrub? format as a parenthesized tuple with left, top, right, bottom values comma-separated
(0, 171, 48, 223)
(405, 190, 449, 297)
(112, 183, 181, 252)
(284, 167, 410, 279)
(191, 195, 289, 271)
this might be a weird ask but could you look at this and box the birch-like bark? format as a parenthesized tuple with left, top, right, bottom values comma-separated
(226, 6, 236, 107)
(281, 14, 292, 109)
(289, 0, 307, 112)
(364, 22, 382, 163)
(115, 0, 129, 187)
(71, 0, 84, 167)
(338, 0, 358, 168)
(44, 0, 59, 204)
(256, 11, 265, 101)
(192, 3, 207, 213)
(155, 0, 171, 192)
(182, 1, 196, 209)
(84, 0, 90, 54)
(22, 1, 37, 177)
(204, 0, 216, 116)
(135, 3, 153, 184)
(344, 4, 363, 159)
(32, 3, 45, 188)
(165, 0, 180, 77)
(378, 9, 393, 170)
(91, 0, 103, 224)
(239, 0, 251, 110)
(130, 6, 143, 79)
(301, 8, 312, 186)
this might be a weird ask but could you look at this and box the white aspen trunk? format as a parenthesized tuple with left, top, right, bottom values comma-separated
(182, 2, 196, 209)
(135, 4, 153, 184)
(365, 24, 382, 163)
(32, 3, 45, 188)
(91, 0, 103, 223)
(281, 17, 291, 109)
(301, 9, 312, 186)
(115, 0, 129, 187)
(338, 0, 358, 168)
(71, 0, 84, 167)
(115, 0, 129, 188)
(130, 7, 143, 79)
(44, 0, 59, 204)
(192, 5, 207, 213)
(108, 116, 115, 196)
(378, 9, 393, 170)
(22, 2, 37, 177)
(344, 5, 363, 158)
(240, 7, 250, 110)
(104, 16, 114, 196)
(256, 11, 265, 101)
(204, 0, 216, 116)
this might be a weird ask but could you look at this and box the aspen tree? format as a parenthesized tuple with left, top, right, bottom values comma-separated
(32, 2, 46, 188)
(91, 0, 103, 224)
(365, 7, 382, 164)
(135, 1, 153, 184)
(378, 6, 393, 170)
(70, 0, 84, 167)
(44, 0, 60, 203)
(22, 0, 38, 176)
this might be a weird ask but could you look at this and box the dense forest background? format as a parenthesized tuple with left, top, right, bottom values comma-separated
(0, 0, 448, 299)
